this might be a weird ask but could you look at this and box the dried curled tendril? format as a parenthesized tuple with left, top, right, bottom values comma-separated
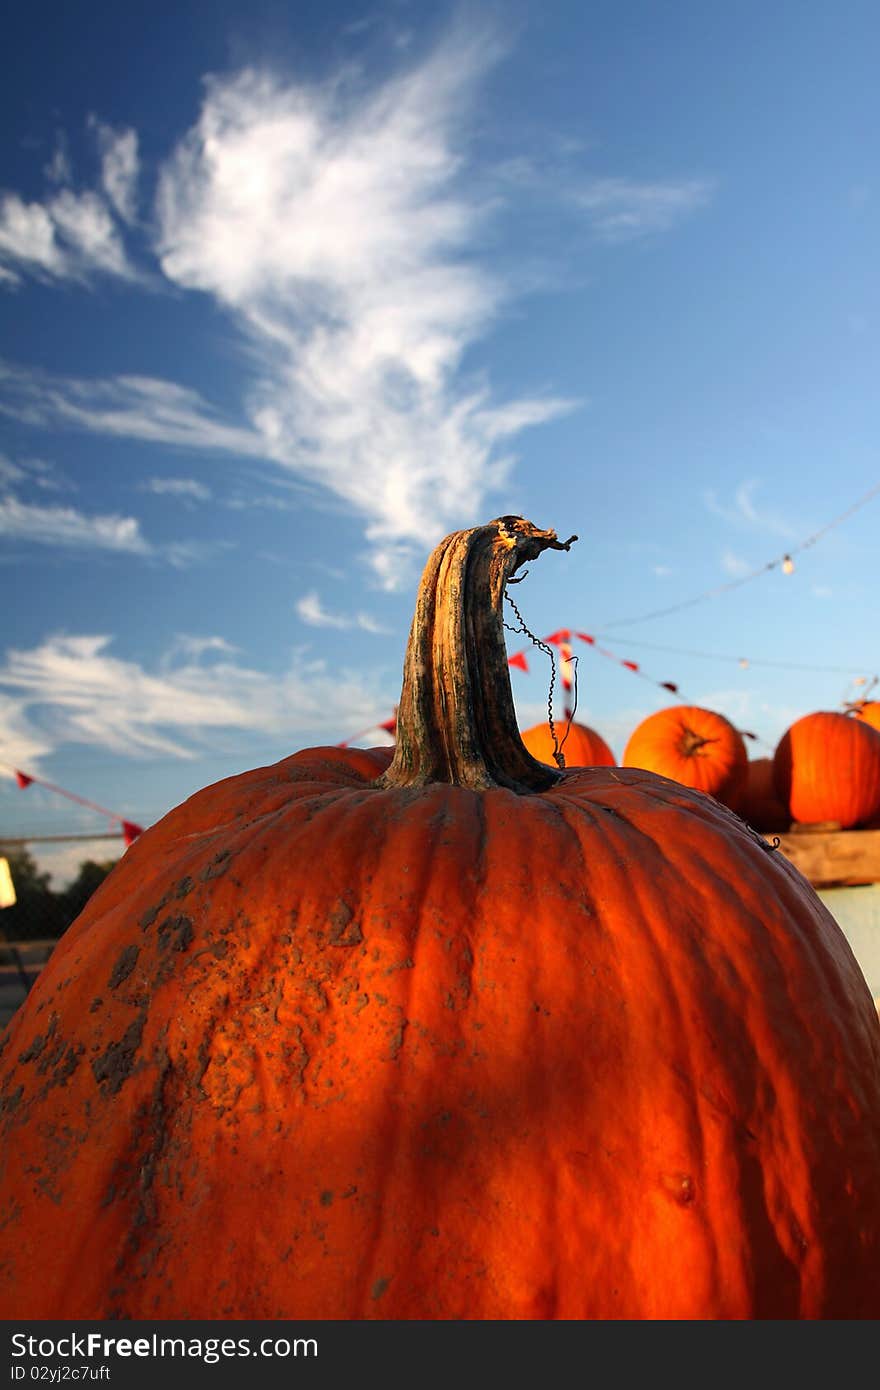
(504, 579, 578, 769)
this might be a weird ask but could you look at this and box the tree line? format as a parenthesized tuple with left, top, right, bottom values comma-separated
(0, 849, 116, 942)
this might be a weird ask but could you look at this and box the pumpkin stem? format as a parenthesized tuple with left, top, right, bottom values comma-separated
(680, 729, 718, 758)
(377, 516, 578, 793)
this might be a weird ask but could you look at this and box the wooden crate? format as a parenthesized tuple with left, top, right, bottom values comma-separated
(764, 827, 880, 889)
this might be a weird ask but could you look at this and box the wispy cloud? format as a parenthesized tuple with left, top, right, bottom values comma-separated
(0, 693, 55, 770)
(0, 363, 268, 455)
(0, 189, 134, 283)
(0, 632, 395, 764)
(89, 117, 140, 223)
(0, 31, 713, 585)
(704, 480, 797, 539)
(571, 176, 713, 242)
(0, 453, 70, 492)
(154, 44, 576, 584)
(720, 549, 754, 577)
(296, 590, 391, 634)
(44, 133, 73, 187)
(0, 466, 232, 565)
(143, 476, 213, 501)
(0, 495, 151, 553)
(0, 118, 138, 284)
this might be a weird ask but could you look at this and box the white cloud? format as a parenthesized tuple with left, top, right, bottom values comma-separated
(0, 36, 713, 584)
(0, 454, 68, 491)
(144, 476, 213, 501)
(0, 495, 151, 553)
(44, 135, 73, 186)
(0, 693, 55, 769)
(571, 176, 713, 241)
(0, 187, 134, 283)
(0, 195, 64, 277)
(0, 116, 138, 284)
(720, 549, 754, 577)
(0, 632, 396, 765)
(0, 363, 268, 455)
(161, 635, 241, 667)
(90, 118, 139, 222)
(296, 590, 390, 633)
(704, 479, 797, 539)
(47, 188, 131, 277)
(153, 48, 576, 584)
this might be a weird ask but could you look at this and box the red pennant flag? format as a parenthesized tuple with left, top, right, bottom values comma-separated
(621, 660, 639, 673)
(559, 642, 574, 692)
(508, 651, 529, 673)
(576, 632, 595, 645)
(121, 820, 144, 846)
(14, 770, 33, 789)
(545, 629, 571, 648)
(379, 717, 397, 734)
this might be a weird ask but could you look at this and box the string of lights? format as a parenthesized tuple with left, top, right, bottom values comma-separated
(598, 479, 880, 629)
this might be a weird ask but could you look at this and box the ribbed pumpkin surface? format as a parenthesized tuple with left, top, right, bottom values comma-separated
(622, 705, 748, 811)
(774, 711, 880, 829)
(2, 518, 879, 1322)
(1, 751, 879, 1319)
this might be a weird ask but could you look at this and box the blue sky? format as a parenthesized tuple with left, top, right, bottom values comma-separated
(2, 0, 879, 882)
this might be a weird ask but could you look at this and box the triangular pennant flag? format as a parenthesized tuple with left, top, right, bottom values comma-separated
(508, 651, 529, 673)
(379, 716, 397, 734)
(621, 660, 639, 673)
(660, 682, 679, 694)
(121, 820, 144, 846)
(575, 632, 595, 645)
(559, 642, 574, 692)
(545, 629, 571, 647)
(14, 770, 33, 789)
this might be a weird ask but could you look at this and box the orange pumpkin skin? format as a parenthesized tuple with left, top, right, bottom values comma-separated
(774, 712, 880, 829)
(521, 719, 615, 768)
(740, 756, 791, 833)
(1, 519, 879, 1322)
(621, 705, 748, 811)
(2, 753, 880, 1320)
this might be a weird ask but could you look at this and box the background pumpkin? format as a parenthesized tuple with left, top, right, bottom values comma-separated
(621, 704, 748, 810)
(852, 701, 880, 735)
(520, 718, 615, 768)
(739, 756, 791, 834)
(773, 710, 880, 829)
(1, 517, 879, 1321)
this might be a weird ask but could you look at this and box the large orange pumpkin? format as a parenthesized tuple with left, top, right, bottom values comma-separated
(621, 704, 748, 810)
(520, 718, 615, 768)
(774, 711, 880, 829)
(1, 516, 880, 1320)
